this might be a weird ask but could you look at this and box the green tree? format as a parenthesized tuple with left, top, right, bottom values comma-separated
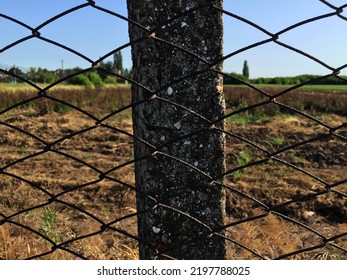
(36, 68, 57, 84)
(97, 61, 113, 80)
(242, 60, 250, 80)
(123, 68, 133, 79)
(223, 72, 245, 84)
(27, 67, 37, 82)
(113, 51, 123, 75)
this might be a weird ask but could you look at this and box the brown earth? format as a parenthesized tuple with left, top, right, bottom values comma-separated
(223, 113, 346, 259)
(0, 96, 346, 259)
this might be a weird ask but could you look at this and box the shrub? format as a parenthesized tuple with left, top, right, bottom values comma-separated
(68, 74, 93, 87)
(103, 75, 117, 85)
(88, 72, 104, 87)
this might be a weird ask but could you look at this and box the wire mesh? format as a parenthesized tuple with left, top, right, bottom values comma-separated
(0, 0, 346, 260)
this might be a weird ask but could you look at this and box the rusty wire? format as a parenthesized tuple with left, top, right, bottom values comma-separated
(0, 0, 346, 260)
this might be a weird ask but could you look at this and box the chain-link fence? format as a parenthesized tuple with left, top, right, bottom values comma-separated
(1, 0, 346, 260)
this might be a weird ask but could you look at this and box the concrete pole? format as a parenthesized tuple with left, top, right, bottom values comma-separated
(127, 0, 226, 259)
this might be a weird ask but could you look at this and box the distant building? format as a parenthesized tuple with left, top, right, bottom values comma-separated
(0, 72, 8, 83)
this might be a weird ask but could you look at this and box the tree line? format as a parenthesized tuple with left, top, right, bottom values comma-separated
(224, 60, 347, 85)
(3, 56, 345, 87)
(2, 51, 132, 87)
(224, 73, 347, 85)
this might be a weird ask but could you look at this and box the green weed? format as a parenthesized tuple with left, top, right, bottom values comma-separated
(19, 146, 29, 153)
(233, 150, 252, 179)
(227, 112, 270, 125)
(41, 206, 60, 243)
(266, 136, 285, 146)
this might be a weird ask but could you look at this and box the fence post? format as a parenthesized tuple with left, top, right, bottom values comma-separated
(127, 0, 226, 259)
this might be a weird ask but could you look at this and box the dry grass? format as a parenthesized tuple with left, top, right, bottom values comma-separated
(224, 86, 347, 116)
(0, 85, 346, 259)
(0, 84, 131, 117)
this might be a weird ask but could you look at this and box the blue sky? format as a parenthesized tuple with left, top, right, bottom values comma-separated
(0, 0, 346, 78)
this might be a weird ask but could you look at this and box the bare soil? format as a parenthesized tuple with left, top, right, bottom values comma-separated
(0, 95, 346, 259)
(223, 113, 347, 259)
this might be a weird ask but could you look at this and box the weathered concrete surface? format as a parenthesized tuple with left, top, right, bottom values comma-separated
(127, 0, 226, 259)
